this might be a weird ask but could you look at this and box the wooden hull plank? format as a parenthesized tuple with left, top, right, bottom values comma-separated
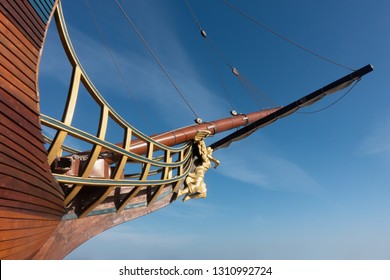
(0, 0, 63, 260)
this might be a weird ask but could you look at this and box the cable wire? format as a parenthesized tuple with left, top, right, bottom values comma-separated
(184, 0, 235, 111)
(222, 0, 356, 71)
(84, 0, 153, 134)
(298, 79, 360, 114)
(184, 0, 203, 31)
(114, 0, 199, 119)
(235, 71, 279, 109)
(185, 0, 283, 113)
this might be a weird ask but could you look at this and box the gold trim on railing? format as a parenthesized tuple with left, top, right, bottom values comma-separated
(40, 2, 194, 218)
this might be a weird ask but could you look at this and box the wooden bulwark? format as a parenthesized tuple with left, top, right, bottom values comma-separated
(0, 0, 64, 260)
(0, 0, 279, 259)
(40, 2, 194, 220)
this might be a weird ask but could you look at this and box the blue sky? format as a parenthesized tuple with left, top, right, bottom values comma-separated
(39, 0, 390, 259)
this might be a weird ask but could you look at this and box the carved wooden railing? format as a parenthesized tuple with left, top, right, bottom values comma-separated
(40, 2, 193, 219)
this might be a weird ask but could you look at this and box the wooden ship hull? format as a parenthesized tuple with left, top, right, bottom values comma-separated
(0, 0, 276, 259)
(0, 1, 373, 259)
(0, 0, 64, 259)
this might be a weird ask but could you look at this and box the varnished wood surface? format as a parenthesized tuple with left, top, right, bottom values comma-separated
(1, 0, 184, 259)
(0, 0, 64, 260)
(33, 187, 174, 260)
(0, 0, 45, 49)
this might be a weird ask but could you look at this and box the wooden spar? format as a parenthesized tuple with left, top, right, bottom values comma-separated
(1, 0, 376, 260)
(210, 64, 374, 151)
(73, 108, 282, 158)
(129, 107, 281, 154)
(88, 107, 281, 159)
(97, 64, 373, 159)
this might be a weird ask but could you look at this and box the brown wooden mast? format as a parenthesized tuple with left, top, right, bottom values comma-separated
(110, 107, 282, 157)
(0, 0, 374, 260)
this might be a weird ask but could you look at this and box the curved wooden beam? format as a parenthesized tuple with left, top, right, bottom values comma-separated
(0, 0, 64, 260)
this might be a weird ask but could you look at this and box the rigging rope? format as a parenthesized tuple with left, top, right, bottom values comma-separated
(298, 79, 360, 114)
(204, 33, 236, 111)
(184, 0, 203, 32)
(114, 0, 200, 120)
(234, 70, 279, 109)
(206, 40, 279, 111)
(185, 0, 294, 113)
(184, 0, 235, 111)
(222, 0, 356, 72)
(83, 0, 153, 134)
